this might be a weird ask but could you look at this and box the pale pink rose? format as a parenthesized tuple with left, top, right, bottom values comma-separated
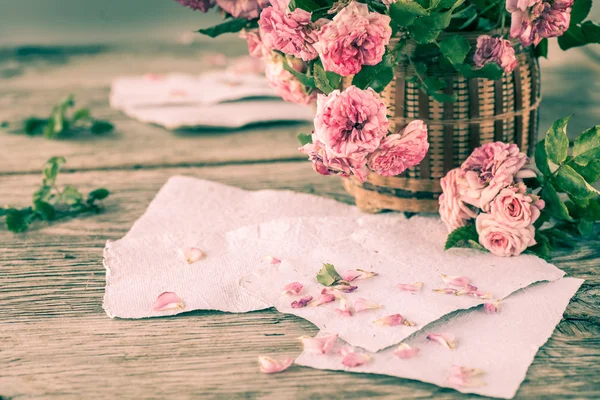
(367, 120, 429, 177)
(460, 142, 528, 209)
(476, 213, 536, 256)
(265, 58, 316, 105)
(216, 0, 270, 19)
(175, 0, 215, 12)
(439, 168, 479, 232)
(258, 0, 319, 61)
(484, 182, 545, 227)
(299, 138, 369, 182)
(507, 0, 573, 47)
(314, 1, 392, 76)
(240, 30, 270, 59)
(473, 35, 518, 74)
(314, 86, 389, 160)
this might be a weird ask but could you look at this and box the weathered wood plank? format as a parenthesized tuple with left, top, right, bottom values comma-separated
(0, 164, 598, 399)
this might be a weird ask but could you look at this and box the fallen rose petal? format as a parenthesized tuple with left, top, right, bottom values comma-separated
(354, 298, 382, 313)
(265, 255, 281, 264)
(282, 282, 303, 295)
(441, 274, 470, 287)
(322, 287, 344, 299)
(310, 292, 336, 307)
(152, 292, 184, 311)
(426, 333, 457, 350)
(448, 365, 486, 387)
(258, 356, 293, 374)
(342, 269, 378, 282)
(335, 298, 352, 316)
(178, 247, 205, 264)
(291, 295, 313, 308)
(393, 343, 420, 359)
(470, 290, 493, 299)
(433, 287, 458, 295)
(373, 314, 403, 326)
(299, 333, 339, 354)
(330, 283, 358, 293)
(396, 282, 424, 292)
(456, 283, 479, 296)
(484, 300, 502, 314)
(340, 347, 371, 367)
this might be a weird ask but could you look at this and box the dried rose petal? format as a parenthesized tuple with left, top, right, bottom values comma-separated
(330, 283, 358, 293)
(264, 255, 281, 264)
(448, 365, 486, 387)
(373, 314, 403, 326)
(484, 300, 502, 314)
(291, 295, 313, 308)
(440, 274, 470, 287)
(322, 287, 344, 299)
(470, 290, 492, 299)
(335, 298, 353, 317)
(433, 287, 458, 295)
(393, 343, 420, 359)
(342, 269, 378, 282)
(396, 282, 424, 292)
(426, 333, 457, 350)
(299, 333, 339, 354)
(310, 292, 336, 307)
(152, 292, 184, 311)
(354, 298, 382, 313)
(258, 356, 293, 374)
(282, 282, 303, 295)
(178, 247, 205, 264)
(340, 347, 371, 367)
(456, 283, 479, 296)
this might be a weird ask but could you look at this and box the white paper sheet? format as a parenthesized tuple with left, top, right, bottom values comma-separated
(237, 216, 565, 352)
(295, 278, 584, 399)
(103, 177, 360, 317)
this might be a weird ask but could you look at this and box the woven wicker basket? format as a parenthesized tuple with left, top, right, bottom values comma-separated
(342, 33, 541, 213)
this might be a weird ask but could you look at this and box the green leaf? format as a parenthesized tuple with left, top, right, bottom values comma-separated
(88, 188, 110, 202)
(352, 61, 395, 93)
(33, 185, 52, 203)
(33, 201, 56, 221)
(90, 120, 114, 134)
(72, 108, 91, 123)
(541, 228, 576, 248)
(198, 19, 249, 38)
(545, 116, 571, 165)
(555, 164, 600, 199)
(389, 0, 429, 27)
(5, 208, 34, 233)
(527, 231, 551, 260)
(534, 38, 548, 58)
(59, 185, 84, 205)
(316, 263, 343, 286)
(579, 197, 600, 221)
(541, 182, 572, 221)
(409, 11, 451, 44)
(439, 35, 470, 65)
(577, 219, 594, 236)
(291, 0, 323, 12)
(23, 117, 48, 135)
(558, 21, 600, 50)
(325, 71, 342, 90)
(571, 158, 600, 184)
(444, 224, 480, 250)
(42, 117, 57, 139)
(455, 63, 504, 80)
(572, 125, 600, 166)
(282, 60, 315, 88)
(534, 139, 551, 177)
(313, 62, 335, 95)
(42, 156, 66, 186)
(571, 0, 592, 26)
(297, 132, 313, 146)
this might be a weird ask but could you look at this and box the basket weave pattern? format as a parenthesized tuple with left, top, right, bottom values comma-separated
(342, 43, 541, 213)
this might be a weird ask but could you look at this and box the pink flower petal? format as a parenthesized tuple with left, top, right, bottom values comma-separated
(393, 343, 420, 359)
(340, 347, 371, 367)
(440, 274, 470, 287)
(282, 282, 303, 295)
(456, 283, 479, 296)
(178, 247, 205, 264)
(396, 282, 424, 292)
(448, 365, 486, 387)
(330, 283, 358, 293)
(321, 288, 344, 299)
(433, 287, 458, 295)
(353, 298, 381, 313)
(264, 255, 281, 264)
(470, 290, 493, 299)
(152, 292, 184, 312)
(426, 333, 457, 350)
(373, 314, 403, 327)
(310, 292, 336, 307)
(299, 333, 339, 354)
(484, 300, 502, 314)
(335, 298, 353, 317)
(342, 269, 378, 282)
(258, 356, 293, 374)
(291, 295, 313, 308)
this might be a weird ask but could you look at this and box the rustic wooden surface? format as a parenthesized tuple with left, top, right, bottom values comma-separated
(1, 38, 599, 399)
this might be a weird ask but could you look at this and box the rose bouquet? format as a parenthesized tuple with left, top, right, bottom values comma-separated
(440, 116, 600, 258)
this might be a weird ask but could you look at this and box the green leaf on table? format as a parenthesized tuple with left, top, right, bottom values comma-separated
(541, 182, 572, 221)
(59, 185, 84, 205)
(352, 60, 395, 92)
(571, 0, 592, 26)
(88, 188, 111, 202)
(72, 108, 91, 123)
(42, 156, 66, 186)
(313, 62, 336, 95)
(316, 263, 343, 286)
(454, 63, 504, 80)
(571, 158, 600, 184)
(24, 117, 48, 135)
(198, 19, 249, 38)
(534, 139, 551, 176)
(555, 164, 600, 199)
(90, 120, 114, 134)
(282, 60, 316, 88)
(5, 208, 35, 233)
(545, 115, 571, 165)
(572, 125, 600, 166)
(439, 35, 470, 65)
(33, 201, 56, 221)
(527, 231, 551, 260)
(577, 219, 594, 236)
(297, 132, 313, 146)
(389, 0, 429, 27)
(444, 224, 482, 250)
(33, 185, 52, 203)
(579, 197, 600, 221)
(541, 228, 576, 248)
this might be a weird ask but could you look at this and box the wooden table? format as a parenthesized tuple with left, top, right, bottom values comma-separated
(1, 38, 599, 399)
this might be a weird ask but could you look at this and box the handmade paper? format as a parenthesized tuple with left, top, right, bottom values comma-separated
(237, 216, 566, 352)
(295, 278, 584, 399)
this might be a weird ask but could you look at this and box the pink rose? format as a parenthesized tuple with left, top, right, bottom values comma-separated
(175, 0, 215, 12)
(439, 168, 479, 232)
(476, 213, 536, 256)
(473, 35, 518, 74)
(484, 182, 545, 226)
(367, 120, 429, 177)
(240, 30, 270, 59)
(299, 138, 369, 181)
(258, 0, 319, 61)
(314, 86, 389, 160)
(265, 58, 316, 105)
(216, 0, 270, 19)
(507, 0, 573, 47)
(460, 142, 528, 209)
(314, 1, 392, 76)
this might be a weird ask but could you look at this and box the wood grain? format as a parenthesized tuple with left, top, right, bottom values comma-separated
(1, 165, 599, 399)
